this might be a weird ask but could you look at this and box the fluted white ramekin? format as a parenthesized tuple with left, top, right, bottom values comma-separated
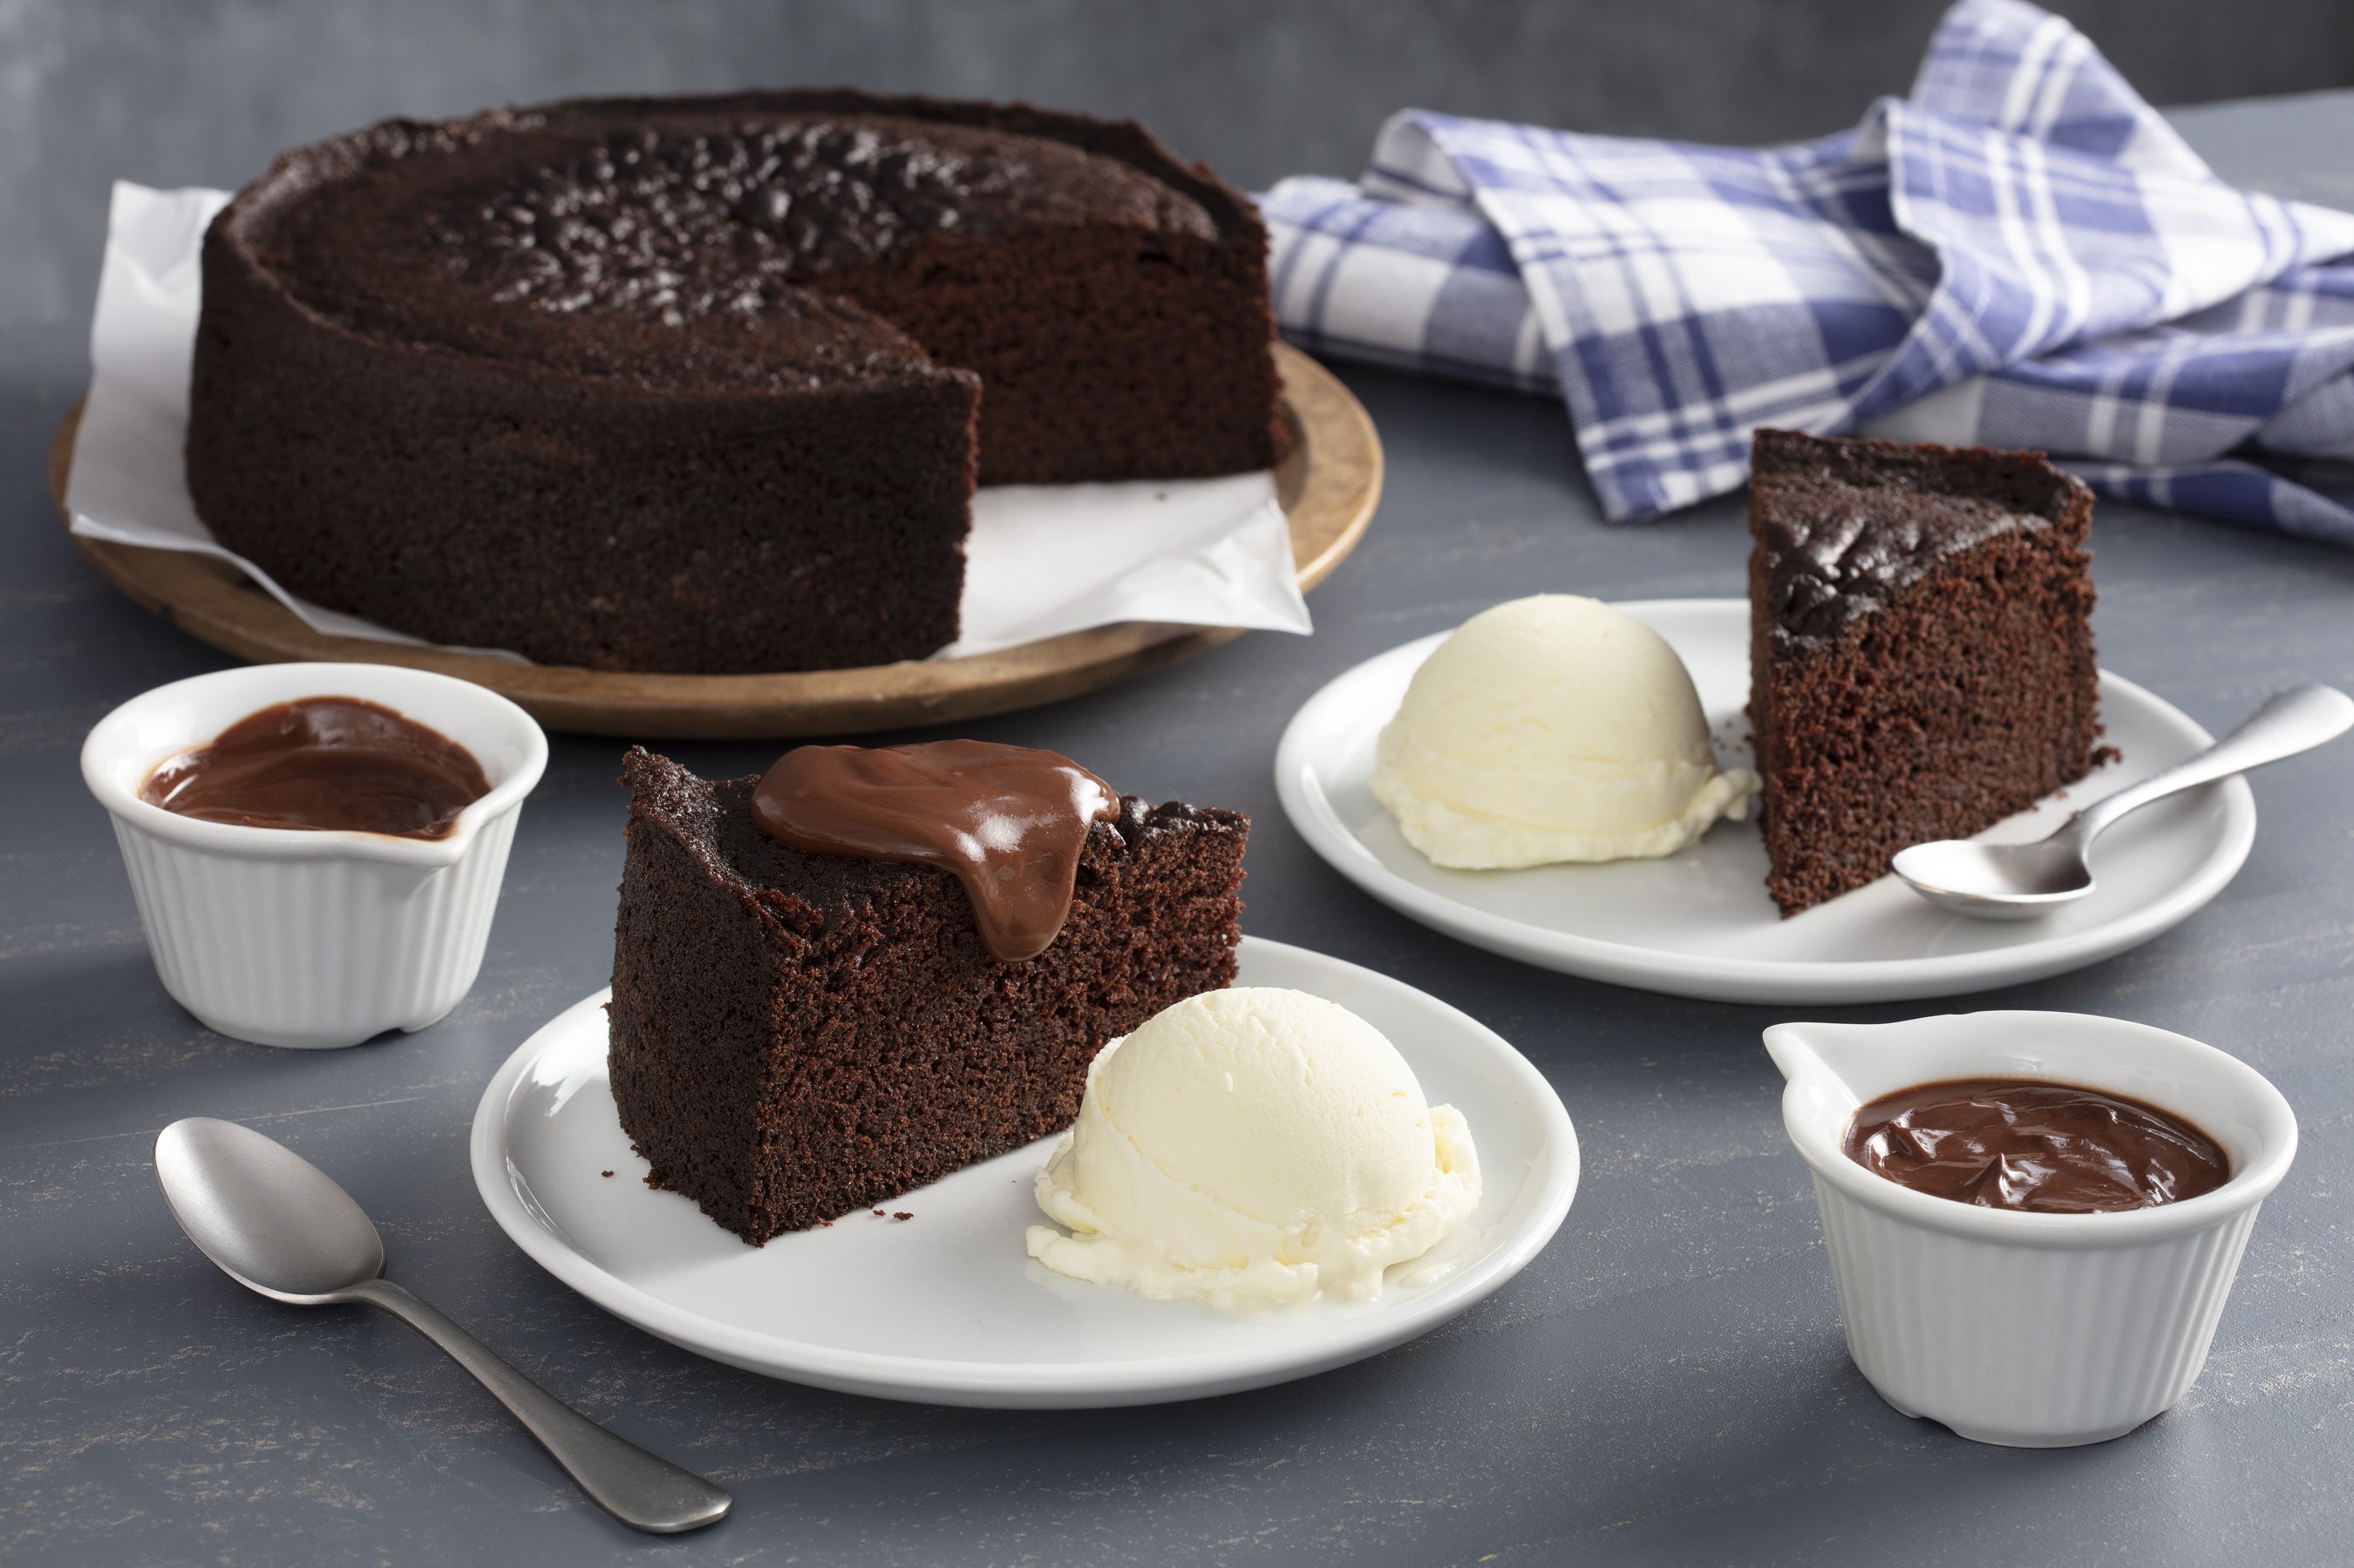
(82, 662, 548, 1049)
(1766, 1010, 2297, 1448)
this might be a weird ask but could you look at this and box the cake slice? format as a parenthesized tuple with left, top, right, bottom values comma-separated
(609, 746, 1246, 1244)
(1745, 430, 2107, 917)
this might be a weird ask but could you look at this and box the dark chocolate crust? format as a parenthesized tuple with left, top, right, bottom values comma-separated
(608, 747, 1246, 1244)
(187, 90, 1284, 673)
(1746, 430, 2105, 917)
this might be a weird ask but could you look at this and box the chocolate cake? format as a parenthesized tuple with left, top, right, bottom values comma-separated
(609, 745, 1246, 1243)
(187, 91, 1285, 674)
(1745, 430, 2106, 917)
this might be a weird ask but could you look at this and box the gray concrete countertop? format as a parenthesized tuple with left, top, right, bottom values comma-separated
(5, 92, 2352, 1568)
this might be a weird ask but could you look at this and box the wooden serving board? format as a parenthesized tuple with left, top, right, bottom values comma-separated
(50, 341, 1378, 739)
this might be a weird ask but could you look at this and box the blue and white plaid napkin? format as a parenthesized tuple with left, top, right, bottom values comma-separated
(1260, 0, 2354, 546)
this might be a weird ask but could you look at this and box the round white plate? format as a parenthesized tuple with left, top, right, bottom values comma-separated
(470, 936, 1577, 1408)
(1275, 600, 2255, 1005)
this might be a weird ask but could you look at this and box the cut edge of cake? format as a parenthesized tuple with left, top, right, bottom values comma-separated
(606, 746, 1248, 1244)
(1745, 429, 2108, 918)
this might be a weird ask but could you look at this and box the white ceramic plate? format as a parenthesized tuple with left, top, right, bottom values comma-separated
(470, 937, 1577, 1408)
(1275, 600, 2255, 1005)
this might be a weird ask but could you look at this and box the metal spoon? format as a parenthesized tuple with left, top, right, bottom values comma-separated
(153, 1117, 731, 1534)
(1892, 683, 2354, 920)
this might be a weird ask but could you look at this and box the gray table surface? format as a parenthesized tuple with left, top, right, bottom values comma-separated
(7, 92, 2354, 1568)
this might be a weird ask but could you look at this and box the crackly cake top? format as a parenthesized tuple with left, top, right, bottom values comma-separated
(220, 95, 1217, 391)
(1747, 429, 2092, 650)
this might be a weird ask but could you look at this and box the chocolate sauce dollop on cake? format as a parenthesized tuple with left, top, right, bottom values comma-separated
(1844, 1078, 2228, 1213)
(752, 739, 1116, 961)
(139, 696, 491, 839)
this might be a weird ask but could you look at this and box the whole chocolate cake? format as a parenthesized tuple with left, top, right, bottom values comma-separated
(609, 744, 1246, 1244)
(1745, 429, 2107, 916)
(187, 91, 1285, 673)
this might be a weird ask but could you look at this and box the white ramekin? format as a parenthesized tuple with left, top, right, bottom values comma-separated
(82, 662, 548, 1049)
(1766, 1010, 2297, 1448)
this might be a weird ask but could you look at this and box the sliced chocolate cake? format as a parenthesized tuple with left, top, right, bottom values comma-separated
(609, 743, 1245, 1244)
(187, 91, 1285, 674)
(1745, 430, 2106, 917)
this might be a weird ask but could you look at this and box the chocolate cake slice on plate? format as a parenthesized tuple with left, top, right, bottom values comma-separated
(1745, 429, 2108, 917)
(609, 743, 1245, 1244)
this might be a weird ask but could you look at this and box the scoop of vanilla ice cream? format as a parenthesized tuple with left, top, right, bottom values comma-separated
(1369, 594, 1759, 869)
(1025, 988, 1480, 1311)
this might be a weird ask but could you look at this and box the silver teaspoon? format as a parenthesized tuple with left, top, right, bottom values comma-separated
(153, 1117, 731, 1534)
(1892, 683, 2354, 920)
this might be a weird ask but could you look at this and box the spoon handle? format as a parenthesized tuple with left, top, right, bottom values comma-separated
(2076, 684, 2354, 845)
(346, 1277, 731, 1534)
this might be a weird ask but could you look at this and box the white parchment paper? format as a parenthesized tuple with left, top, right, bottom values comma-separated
(65, 181, 1313, 663)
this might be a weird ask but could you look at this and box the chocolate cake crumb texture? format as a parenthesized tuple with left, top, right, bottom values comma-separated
(607, 746, 1246, 1245)
(1745, 429, 2105, 917)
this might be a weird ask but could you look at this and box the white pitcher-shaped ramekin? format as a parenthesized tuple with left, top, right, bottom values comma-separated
(1766, 1011, 2297, 1448)
(83, 662, 548, 1049)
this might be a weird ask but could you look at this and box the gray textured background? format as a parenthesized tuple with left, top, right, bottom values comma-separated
(11, 6, 2354, 1565)
(4, 0, 2353, 327)
(13, 128, 2354, 1543)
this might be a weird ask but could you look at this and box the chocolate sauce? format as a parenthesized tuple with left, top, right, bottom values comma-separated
(751, 740, 1115, 961)
(1844, 1078, 2228, 1214)
(139, 696, 491, 840)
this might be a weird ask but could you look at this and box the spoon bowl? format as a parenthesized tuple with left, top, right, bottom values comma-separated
(154, 1117, 729, 1533)
(154, 1117, 384, 1302)
(1890, 834, 2096, 920)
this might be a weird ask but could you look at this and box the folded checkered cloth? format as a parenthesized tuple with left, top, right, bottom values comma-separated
(1260, 0, 2354, 546)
